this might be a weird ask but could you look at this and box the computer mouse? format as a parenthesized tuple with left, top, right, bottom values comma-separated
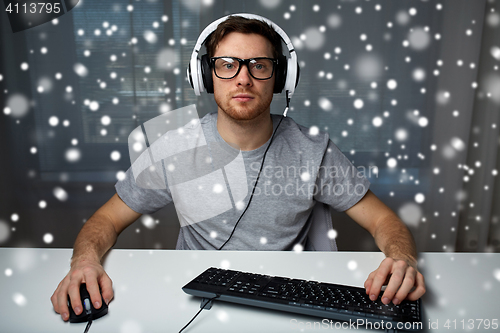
(68, 283, 108, 323)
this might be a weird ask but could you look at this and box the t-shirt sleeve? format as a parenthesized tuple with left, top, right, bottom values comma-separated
(115, 166, 173, 214)
(314, 140, 371, 212)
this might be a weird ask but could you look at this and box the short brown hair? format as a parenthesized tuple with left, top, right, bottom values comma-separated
(205, 16, 283, 59)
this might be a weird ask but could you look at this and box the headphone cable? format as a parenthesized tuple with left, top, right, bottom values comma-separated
(182, 99, 291, 330)
(218, 104, 287, 250)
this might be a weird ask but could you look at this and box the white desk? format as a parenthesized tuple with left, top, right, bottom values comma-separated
(0, 248, 499, 332)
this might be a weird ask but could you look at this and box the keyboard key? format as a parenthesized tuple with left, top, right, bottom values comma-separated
(325, 307, 340, 312)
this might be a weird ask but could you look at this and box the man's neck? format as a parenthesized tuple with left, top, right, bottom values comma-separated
(216, 109, 273, 151)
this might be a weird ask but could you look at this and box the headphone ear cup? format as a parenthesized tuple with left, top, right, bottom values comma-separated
(201, 54, 214, 94)
(274, 55, 287, 93)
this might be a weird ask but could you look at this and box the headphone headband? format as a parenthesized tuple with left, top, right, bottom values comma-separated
(191, 14, 295, 58)
(187, 13, 299, 97)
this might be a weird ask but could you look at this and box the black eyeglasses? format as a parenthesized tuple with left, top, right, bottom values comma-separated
(210, 57, 277, 80)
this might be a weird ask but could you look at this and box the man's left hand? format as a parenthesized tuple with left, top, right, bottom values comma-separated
(364, 257, 426, 305)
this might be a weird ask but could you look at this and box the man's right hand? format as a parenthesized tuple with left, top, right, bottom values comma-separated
(50, 194, 140, 321)
(51, 259, 114, 321)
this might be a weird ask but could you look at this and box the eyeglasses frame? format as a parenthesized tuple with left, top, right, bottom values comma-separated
(210, 56, 278, 80)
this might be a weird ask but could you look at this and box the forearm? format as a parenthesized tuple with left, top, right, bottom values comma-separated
(71, 212, 119, 267)
(372, 215, 418, 267)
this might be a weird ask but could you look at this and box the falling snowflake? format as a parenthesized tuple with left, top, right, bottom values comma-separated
(53, 187, 68, 201)
(13, 293, 27, 307)
(347, 260, 358, 270)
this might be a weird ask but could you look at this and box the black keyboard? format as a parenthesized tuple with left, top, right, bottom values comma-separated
(182, 267, 422, 331)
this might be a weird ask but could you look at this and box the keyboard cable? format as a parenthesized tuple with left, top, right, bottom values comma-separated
(179, 296, 218, 333)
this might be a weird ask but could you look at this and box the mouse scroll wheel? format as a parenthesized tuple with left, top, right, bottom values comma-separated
(83, 298, 92, 315)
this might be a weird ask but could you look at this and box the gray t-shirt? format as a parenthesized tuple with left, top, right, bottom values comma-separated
(115, 112, 370, 250)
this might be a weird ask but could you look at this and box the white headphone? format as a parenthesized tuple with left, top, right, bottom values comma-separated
(187, 13, 299, 98)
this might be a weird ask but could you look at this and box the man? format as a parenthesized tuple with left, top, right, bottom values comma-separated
(51, 15, 425, 321)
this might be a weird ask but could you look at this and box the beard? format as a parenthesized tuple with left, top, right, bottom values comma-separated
(214, 88, 273, 122)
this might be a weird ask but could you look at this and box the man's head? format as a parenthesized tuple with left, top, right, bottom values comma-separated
(205, 16, 283, 60)
(188, 14, 299, 98)
(207, 16, 284, 122)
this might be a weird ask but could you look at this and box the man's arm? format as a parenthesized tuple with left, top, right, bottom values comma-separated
(51, 193, 141, 321)
(345, 190, 426, 305)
